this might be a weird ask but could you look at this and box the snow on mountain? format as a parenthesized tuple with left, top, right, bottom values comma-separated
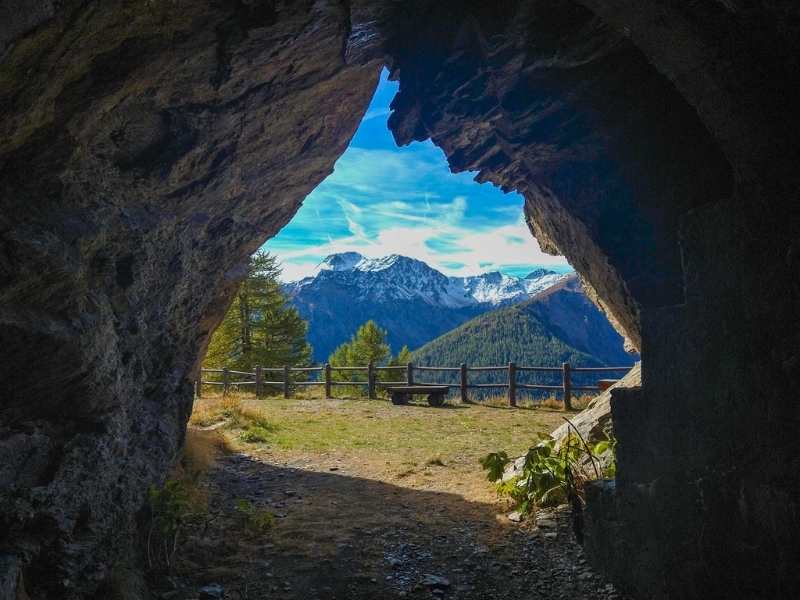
(315, 251, 365, 272)
(284, 253, 572, 361)
(288, 252, 569, 309)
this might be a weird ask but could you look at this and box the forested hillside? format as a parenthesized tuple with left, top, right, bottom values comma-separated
(284, 253, 567, 360)
(412, 276, 636, 388)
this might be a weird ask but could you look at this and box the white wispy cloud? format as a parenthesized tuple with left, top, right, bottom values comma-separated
(264, 93, 572, 282)
(276, 208, 568, 281)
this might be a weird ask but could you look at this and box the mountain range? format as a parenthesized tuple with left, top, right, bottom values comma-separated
(283, 252, 568, 361)
(411, 275, 636, 389)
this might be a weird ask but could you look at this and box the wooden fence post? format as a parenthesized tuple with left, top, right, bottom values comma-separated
(196, 375, 202, 399)
(508, 362, 517, 407)
(562, 362, 572, 410)
(324, 363, 332, 399)
(460, 363, 468, 403)
(406, 362, 414, 386)
(283, 365, 290, 399)
(255, 365, 263, 398)
(222, 367, 230, 396)
(368, 361, 376, 399)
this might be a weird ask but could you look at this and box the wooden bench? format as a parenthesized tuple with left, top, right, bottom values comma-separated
(386, 385, 450, 407)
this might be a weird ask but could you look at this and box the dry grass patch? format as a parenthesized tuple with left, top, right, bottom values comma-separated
(181, 428, 232, 474)
(191, 394, 279, 446)
(191, 392, 572, 506)
(473, 393, 592, 411)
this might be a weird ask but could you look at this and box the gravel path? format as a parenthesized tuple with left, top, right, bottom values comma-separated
(150, 450, 628, 600)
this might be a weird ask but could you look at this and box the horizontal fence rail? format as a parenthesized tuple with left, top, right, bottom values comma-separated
(197, 360, 634, 409)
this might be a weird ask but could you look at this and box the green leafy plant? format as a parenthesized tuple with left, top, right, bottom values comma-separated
(481, 420, 616, 515)
(234, 499, 275, 535)
(479, 451, 511, 482)
(494, 475, 529, 506)
(592, 429, 617, 477)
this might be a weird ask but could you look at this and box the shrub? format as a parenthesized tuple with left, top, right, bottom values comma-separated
(234, 499, 275, 535)
(239, 425, 272, 444)
(145, 428, 229, 570)
(481, 421, 616, 515)
(146, 479, 196, 569)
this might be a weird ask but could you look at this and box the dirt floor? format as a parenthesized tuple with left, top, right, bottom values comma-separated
(150, 395, 627, 600)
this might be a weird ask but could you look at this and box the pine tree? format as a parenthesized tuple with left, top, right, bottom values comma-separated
(389, 345, 412, 367)
(348, 320, 391, 365)
(204, 252, 312, 371)
(328, 320, 390, 394)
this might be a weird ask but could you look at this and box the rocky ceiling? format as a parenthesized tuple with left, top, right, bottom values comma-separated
(1, 1, 798, 598)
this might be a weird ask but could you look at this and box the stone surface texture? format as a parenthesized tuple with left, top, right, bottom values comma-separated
(2, 1, 799, 599)
(380, 3, 799, 598)
(551, 363, 640, 445)
(0, 2, 381, 598)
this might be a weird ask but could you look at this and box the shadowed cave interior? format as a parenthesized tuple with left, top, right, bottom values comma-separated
(1, 1, 799, 599)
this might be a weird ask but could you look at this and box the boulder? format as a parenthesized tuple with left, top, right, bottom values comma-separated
(551, 363, 641, 447)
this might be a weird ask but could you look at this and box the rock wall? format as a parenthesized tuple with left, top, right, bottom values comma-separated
(1, 0, 799, 598)
(378, 1, 799, 597)
(0, 2, 381, 597)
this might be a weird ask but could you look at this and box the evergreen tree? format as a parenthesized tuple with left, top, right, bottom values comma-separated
(328, 320, 390, 394)
(389, 345, 413, 367)
(348, 320, 391, 365)
(204, 252, 312, 371)
(381, 344, 414, 386)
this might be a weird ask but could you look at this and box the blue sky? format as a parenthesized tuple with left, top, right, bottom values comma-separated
(264, 69, 571, 282)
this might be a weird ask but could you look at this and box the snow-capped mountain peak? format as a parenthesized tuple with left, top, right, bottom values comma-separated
(284, 253, 572, 361)
(289, 253, 569, 308)
(316, 252, 365, 272)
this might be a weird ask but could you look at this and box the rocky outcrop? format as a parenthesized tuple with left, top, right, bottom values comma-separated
(551, 363, 641, 446)
(379, 3, 800, 597)
(382, 1, 736, 353)
(2, 1, 799, 598)
(0, 2, 381, 597)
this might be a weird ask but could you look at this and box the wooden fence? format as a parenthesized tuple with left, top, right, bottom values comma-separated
(197, 362, 633, 410)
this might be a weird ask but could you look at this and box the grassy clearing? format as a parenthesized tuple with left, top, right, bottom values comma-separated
(481, 393, 594, 410)
(174, 390, 607, 591)
(191, 393, 565, 456)
(190, 392, 571, 503)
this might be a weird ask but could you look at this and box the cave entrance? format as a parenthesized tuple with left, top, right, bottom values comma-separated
(6, 1, 797, 598)
(197, 67, 636, 407)
(183, 65, 642, 599)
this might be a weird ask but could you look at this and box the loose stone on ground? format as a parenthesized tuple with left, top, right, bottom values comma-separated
(150, 449, 628, 599)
